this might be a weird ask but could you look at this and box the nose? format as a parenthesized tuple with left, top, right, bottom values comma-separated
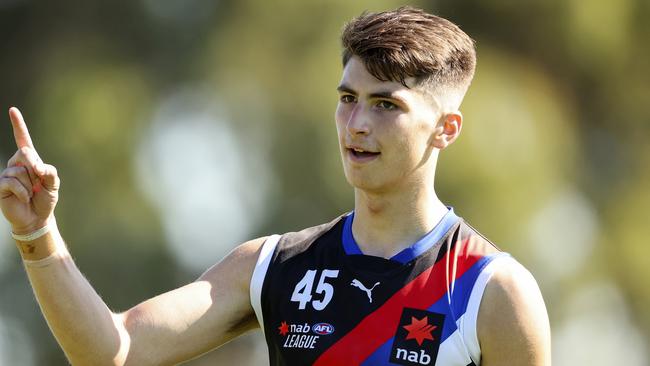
(346, 104, 370, 135)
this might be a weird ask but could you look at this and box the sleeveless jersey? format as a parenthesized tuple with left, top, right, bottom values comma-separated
(250, 209, 515, 366)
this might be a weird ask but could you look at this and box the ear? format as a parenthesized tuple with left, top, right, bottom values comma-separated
(430, 112, 463, 149)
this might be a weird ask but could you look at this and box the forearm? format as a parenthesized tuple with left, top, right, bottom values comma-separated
(16, 221, 127, 365)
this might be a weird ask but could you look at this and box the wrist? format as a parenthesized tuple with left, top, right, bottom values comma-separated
(13, 220, 65, 262)
(12, 225, 51, 242)
(11, 216, 55, 236)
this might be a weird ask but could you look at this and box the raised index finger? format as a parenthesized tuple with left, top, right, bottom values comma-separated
(8, 107, 35, 149)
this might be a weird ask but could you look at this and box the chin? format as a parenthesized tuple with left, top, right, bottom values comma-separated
(344, 171, 387, 192)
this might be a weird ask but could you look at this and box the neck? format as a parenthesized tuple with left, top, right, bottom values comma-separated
(351, 182, 448, 259)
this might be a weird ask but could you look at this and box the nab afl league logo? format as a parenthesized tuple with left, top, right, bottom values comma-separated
(390, 308, 445, 365)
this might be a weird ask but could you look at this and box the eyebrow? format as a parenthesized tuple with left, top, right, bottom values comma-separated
(336, 84, 407, 103)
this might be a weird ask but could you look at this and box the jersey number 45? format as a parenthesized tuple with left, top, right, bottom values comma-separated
(291, 269, 340, 311)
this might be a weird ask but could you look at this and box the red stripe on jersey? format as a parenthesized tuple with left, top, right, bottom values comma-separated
(314, 238, 482, 366)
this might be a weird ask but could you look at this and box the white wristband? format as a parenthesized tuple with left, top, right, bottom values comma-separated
(11, 224, 51, 242)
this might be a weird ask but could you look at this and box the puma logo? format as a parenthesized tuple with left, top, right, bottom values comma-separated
(350, 279, 380, 303)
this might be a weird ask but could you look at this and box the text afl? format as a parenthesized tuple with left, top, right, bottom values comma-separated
(312, 323, 335, 335)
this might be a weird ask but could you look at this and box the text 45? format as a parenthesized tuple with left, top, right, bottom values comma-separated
(291, 269, 340, 310)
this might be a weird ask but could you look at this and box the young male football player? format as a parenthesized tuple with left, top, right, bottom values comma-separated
(0, 7, 550, 366)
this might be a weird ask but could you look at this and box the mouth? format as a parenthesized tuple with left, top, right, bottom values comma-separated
(346, 147, 380, 162)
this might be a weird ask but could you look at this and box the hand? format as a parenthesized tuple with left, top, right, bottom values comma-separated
(0, 107, 59, 235)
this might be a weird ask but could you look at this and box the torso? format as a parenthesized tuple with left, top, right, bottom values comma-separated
(250, 209, 511, 366)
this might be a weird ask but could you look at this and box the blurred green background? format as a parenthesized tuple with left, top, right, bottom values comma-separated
(1, 0, 649, 364)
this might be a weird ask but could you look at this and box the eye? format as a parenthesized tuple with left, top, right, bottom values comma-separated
(376, 100, 398, 110)
(340, 94, 356, 104)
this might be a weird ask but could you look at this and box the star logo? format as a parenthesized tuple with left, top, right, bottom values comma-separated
(402, 316, 436, 346)
(278, 321, 289, 336)
(390, 308, 445, 365)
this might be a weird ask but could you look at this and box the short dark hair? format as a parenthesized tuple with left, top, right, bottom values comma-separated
(341, 6, 476, 93)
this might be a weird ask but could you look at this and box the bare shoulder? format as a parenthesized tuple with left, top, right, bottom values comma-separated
(198, 236, 268, 291)
(477, 259, 551, 366)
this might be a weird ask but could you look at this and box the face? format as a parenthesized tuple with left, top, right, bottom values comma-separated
(335, 56, 445, 193)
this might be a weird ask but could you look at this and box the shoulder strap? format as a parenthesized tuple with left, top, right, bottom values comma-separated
(249, 234, 281, 335)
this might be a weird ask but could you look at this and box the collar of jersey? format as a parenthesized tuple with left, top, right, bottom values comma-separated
(341, 207, 459, 264)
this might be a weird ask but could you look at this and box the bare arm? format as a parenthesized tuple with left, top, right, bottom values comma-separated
(1, 107, 264, 365)
(478, 259, 551, 366)
(118, 237, 265, 365)
(19, 231, 264, 365)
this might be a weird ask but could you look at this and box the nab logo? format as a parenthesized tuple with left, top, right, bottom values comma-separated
(312, 323, 335, 335)
(390, 308, 445, 365)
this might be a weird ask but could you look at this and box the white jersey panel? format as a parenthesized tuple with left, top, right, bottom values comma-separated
(250, 234, 281, 335)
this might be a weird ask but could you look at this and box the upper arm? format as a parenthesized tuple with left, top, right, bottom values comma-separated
(477, 260, 551, 366)
(116, 236, 267, 366)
